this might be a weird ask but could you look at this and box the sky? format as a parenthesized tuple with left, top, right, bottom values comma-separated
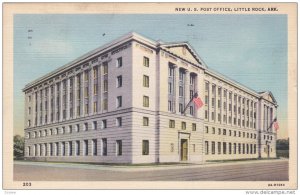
(14, 14, 288, 138)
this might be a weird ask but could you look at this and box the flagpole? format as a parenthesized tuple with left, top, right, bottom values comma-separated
(181, 92, 198, 115)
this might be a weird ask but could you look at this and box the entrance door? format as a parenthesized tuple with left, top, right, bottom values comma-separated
(180, 139, 188, 161)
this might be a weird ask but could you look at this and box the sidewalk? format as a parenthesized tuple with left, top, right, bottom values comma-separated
(14, 158, 288, 172)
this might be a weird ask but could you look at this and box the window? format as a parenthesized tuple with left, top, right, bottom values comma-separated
(117, 76, 122, 88)
(103, 99, 108, 110)
(84, 70, 89, 82)
(229, 143, 232, 154)
(223, 129, 226, 135)
(229, 130, 232, 136)
(116, 140, 122, 156)
(143, 75, 149, 87)
(179, 86, 183, 97)
(238, 143, 241, 154)
(181, 122, 186, 130)
(116, 96, 122, 108)
(92, 139, 97, 156)
(62, 126, 65, 134)
(68, 141, 72, 156)
(168, 101, 172, 111)
(192, 123, 196, 131)
(142, 140, 149, 155)
(76, 124, 80, 132)
(28, 95, 31, 102)
(179, 71, 184, 81)
(179, 103, 183, 113)
(103, 80, 108, 92)
(93, 102, 98, 113)
(212, 127, 215, 134)
(205, 82, 209, 91)
(116, 117, 122, 127)
(61, 142, 65, 156)
(143, 56, 149, 67)
(27, 120, 31, 127)
(205, 141, 209, 155)
(218, 128, 221, 135)
(211, 141, 215, 154)
(103, 63, 108, 74)
(205, 126, 209, 133)
(101, 120, 107, 129)
(190, 106, 194, 115)
(205, 95, 208, 105)
(223, 142, 227, 154)
(102, 138, 107, 156)
(28, 107, 31, 115)
(234, 143, 237, 154)
(218, 142, 221, 154)
(69, 125, 72, 134)
(93, 67, 98, 78)
(84, 140, 88, 156)
(169, 120, 175, 128)
(143, 117, 149, 126)
(143, 96, 149, 107)
(84, 123, 88, 131)
(76, 141, 80, 156)
(93, 121, 97, 130)
(117, 57, 122, 67)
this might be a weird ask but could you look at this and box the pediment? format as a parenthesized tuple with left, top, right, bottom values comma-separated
(160, 42, 204, 66)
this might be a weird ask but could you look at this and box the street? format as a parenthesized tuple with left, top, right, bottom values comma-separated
(14, 159, 288, 181)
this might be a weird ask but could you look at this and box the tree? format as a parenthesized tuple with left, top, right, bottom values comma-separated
(14, 135, 24, 159)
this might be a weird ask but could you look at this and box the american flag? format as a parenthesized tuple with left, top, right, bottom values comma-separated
(193, 93, 203, 109)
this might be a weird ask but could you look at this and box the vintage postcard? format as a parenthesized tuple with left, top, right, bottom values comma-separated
(2, 2, 297, 190)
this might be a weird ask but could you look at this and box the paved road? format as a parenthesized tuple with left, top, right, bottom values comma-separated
(14, 160, 288, 181)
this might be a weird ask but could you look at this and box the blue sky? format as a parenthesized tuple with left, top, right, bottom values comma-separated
(14, 14, 288, 138)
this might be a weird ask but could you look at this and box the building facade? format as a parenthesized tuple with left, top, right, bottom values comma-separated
(23, 32, 278, 164)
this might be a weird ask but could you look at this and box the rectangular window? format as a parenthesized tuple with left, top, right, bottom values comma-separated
(143, 56, 149, 67)
(192, 123, 196, 131)
(84, 123, 88, 131)
(211, 141, 215, 154)
(143, 96, 149, 107)
(117, 57, 122, 67)
(223, 129, 226, 135)
(61, 142, 65, 156)
(93, 121, 97, 130)
(69, 125, 72, 133)
(116, 96, 122, 108)
(84, 140, 88, 156)
(181, 122, 186, 130)
(116, 117, 122, 127)
(223, 142, 227, 154)
(205, 82, 209, 91)
(143, 75, 149, 87)
(102, 138, 107, 156)
(103, 63, 108, 74)
(190, 106, 194, 115)
(103, 99, 108, 110)
(179, 103, 183, 113)
(212, 127, 215, 134)
(205, 126, 209, 133)
(92, 139, 97, 156)
(169, 120, 175, 128)
(116, 140, 122, 156)
(229, 143, 232, 154)
(101, 120, 107, 129)
(93, 67, 98, 79)
(117, 75, 122, 88)
(143, 117, 149, 126)
(103, 80, 108, 92)
(76, 124, 80, 132)
(238, 143, 241, 154)
(234, 143, 237, 154)
(218, 142, 221, 154)
(93, 102, 98, 113)
(76, 141, 80, 156)
(142, 140, 149, 155)
(179, 86, 183, 97)
(205, 141, 209, 155)
(69, 141, 72, 156)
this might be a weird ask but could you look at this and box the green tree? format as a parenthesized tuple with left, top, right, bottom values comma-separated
(14, 135, 24, 159)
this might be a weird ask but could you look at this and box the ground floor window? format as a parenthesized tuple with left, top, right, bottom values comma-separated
(102, 138, 107, 156)
(211, 141, 215, 154)
(142, 140, 149, 155)
(92, 139, 97, 156)
(205, 141, 209, 155)
(218, 142, 221, 154)
(116, 140, 122, 156)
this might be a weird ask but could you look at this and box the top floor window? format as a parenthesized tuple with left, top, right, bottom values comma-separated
(179, 71, 185, 81)
(168, 65, 175, 77)
(93, 67, 98, 79)
(117, 57, 122, 67)
(28, 95, 31, 102)
(190, 75, 195, 85)
(84, 70, 89, 81)
(103, 62, 108, 74)
(205, 82, 209, 91)
(143, 56, 149, 67)
(212, 85, 216, 94)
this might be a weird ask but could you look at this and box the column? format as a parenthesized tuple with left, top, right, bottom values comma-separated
(174, 65, 179, 113)
(184, 70, 190, 115)
(81, 72, 84, 117)
(60, 81, 64, 121)
(67, 77, 71, 120)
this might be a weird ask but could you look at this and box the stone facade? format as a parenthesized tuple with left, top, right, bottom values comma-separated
(23, 32, 278, 164)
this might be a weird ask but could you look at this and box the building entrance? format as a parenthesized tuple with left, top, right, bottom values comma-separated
(180, 139, 188, 161)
